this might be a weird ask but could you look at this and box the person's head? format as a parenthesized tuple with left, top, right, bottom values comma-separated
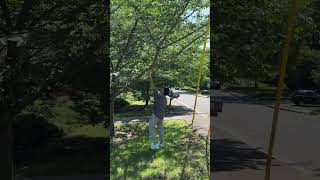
(161, 87, 170, 96)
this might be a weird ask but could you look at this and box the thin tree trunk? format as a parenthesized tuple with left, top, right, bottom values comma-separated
(0, 112, 13, 180)
(169, 98, 172, 113)
(254, 78, 259, 89)
(110, 99, 115, 138)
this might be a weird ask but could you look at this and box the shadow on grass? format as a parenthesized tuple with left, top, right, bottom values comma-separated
(167, 105, 194, 117)
(116, 105, 152, 118)
(14, 136, 108, 177)
(115, 104, 194, 119)
(111, 120, 208, 179)
(211, 139, 271, 172)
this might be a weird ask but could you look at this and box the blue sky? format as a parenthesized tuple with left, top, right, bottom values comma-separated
(186, 7, 210, 49)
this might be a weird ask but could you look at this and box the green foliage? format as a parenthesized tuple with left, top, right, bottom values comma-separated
(212, 0, 319, 88)
(111, 0, 209, 98)
(285, 47, 320, 89)
(311, 66, 320, 87)
(14, 112, 64, 150)
(0, 0, 108, 123)
(114, 98, 130, 113)
(71, 93, 107, 125)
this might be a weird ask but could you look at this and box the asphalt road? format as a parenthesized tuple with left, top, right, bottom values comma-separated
(172, 90, 210, 117)
(213, 90, 320, 178)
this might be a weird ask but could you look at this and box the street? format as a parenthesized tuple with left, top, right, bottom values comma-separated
(172, 89, 320, 179)
(170, 90, 210, 136)
(213, 90, 320, 178)
(172, 90, 210, 117)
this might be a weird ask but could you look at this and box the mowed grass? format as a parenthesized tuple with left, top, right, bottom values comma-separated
(15, 96, 108, 177)
(111, 120, 209, 179)
(49, 96, 108, 137)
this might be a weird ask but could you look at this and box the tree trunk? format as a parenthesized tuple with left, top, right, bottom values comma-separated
(254, 78, 259, 89)
(110, 99, 115, 138)
(0, 112, 13, 180)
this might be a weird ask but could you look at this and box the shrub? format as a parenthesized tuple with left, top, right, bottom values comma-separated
(114, 98, 129, 113)
(13, 112, 63, 150)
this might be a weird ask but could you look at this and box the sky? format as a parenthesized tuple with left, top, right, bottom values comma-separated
(202, 7, 210, 48)
(185, 7, 210, 49)
(198, 7, 210, 49)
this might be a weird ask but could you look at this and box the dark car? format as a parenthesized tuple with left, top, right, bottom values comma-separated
(291, 90, 320, 106)
(210, 80, 221, 90)
(201, 90, 210, 95)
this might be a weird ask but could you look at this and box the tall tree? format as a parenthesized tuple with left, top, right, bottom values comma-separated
(0, 1, 108, 178)
(110, 0, 209, 136)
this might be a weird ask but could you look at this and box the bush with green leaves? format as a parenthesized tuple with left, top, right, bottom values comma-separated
(114, 98, 130, 113)
(13, 112, 64, 150)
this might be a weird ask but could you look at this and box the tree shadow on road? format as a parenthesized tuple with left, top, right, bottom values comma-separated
(313, 168, 320, 176)
(212, 94, 290, 106)
(114, 105, 194, 123)
(211, 138, 277, 172)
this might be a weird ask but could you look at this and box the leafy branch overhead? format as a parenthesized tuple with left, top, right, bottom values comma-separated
(111, 0, 209, 98)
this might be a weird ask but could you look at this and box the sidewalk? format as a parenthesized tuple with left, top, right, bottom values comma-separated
(114, 96, 210, 137)
(170, 97, 210, 137)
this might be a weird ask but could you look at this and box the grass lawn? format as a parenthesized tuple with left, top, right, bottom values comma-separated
(111, 120, 209, 179)
(116, 93, 153, 117)
(116, 105, 152, 118)
(14, 96, 108, 177)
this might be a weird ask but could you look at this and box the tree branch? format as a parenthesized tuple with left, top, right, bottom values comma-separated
(15, 0, 35, 31)
(115, 18, 139, 71)
(111, 5, 121, 14)
(169, 32, 205, 59)
(161, 23, 206, 49)
(160, 1, 190, 44)
(0, 0, 13, 30)
(127, 2, 159, 48)
(27, 2, 62, 31)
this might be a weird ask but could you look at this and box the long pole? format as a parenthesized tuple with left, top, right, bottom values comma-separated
(191, 16, 210, 126)
(264, 0, 298, 179)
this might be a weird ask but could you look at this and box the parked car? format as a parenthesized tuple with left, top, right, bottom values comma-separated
(201, 89, 210, 95)
(291, 89, 320, 106)
(169, 90, 180, 99)
(210, 80, 221, 90)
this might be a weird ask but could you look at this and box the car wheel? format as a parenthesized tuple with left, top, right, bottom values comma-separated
(295, 99, 304, 106)
(294, 99, 301, 106)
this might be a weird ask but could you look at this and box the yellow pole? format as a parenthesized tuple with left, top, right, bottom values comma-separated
(191, 16, 210, 126)
(264, 0, 298, 179)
